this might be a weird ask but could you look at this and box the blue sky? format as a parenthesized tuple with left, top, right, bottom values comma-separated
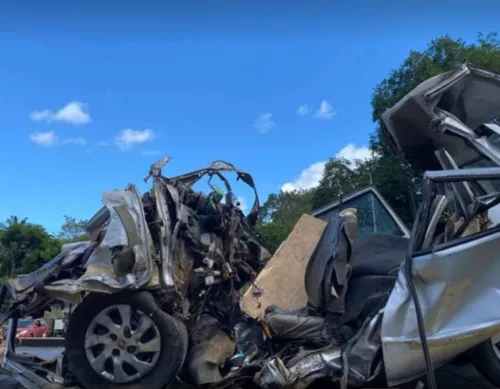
(0, 1, 499, 233)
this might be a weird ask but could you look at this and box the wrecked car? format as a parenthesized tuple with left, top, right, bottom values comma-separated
(230, 63, 500, 389)
(0, 158, 269, 389)
(4, 62, 500, 389)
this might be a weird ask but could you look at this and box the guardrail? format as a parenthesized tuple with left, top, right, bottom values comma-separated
(17, 337, 64, 348)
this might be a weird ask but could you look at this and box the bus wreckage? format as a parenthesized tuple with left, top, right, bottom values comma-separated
(4, 63, 500, 389)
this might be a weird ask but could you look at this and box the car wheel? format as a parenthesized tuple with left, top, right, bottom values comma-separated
(65, 291, 188, 389)
(472, 334, 500, 385)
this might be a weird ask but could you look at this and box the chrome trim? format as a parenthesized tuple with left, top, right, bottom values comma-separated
(425, 166, 500, 182)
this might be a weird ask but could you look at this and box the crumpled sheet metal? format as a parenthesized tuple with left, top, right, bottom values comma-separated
(382, 229, 500, 386)
(255, 348, 346, 389)
(152, 179, 176, 287)
(6, 241, 93, 297)
(74, 247, 138, 292)
(59, 242, 93, 266)
(255, 312, 384, 389)
(168, 160, 261, 227)
(76, 185, 154, 292)
(380, 63, 500, 171)
(344, 310, 384, 386)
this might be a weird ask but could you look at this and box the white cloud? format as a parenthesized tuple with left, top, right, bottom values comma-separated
(30, 110, 52, 122)
(54, 102, 91, 125)
(313, 100, 336, 120)
(29, 131, 58, 147)
(280, 144, 375, 193)
(141, 150, 162, 156)
(30, 101, 91, 125)
(115, 128, 155, 150)
(253, 112, 275, 134)
(335, 143, 374, 165)
(296, 104, 309, 116)
(98, 141, 109, 146)
(29, 131, 87, 147)
(62, 137, 86, 146)
(281, 161, 327, 193)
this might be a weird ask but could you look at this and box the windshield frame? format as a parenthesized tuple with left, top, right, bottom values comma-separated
(311, 186, 411, 238)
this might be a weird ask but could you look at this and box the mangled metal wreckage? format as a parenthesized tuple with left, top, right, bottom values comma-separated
(4, 62, 500, 389)
(0, 158, 269, 389)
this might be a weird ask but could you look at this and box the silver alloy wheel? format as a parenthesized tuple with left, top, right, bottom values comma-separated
(491, 333, 500, 360)
(84, 304, 162, 384)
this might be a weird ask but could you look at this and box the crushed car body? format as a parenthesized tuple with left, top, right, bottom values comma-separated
(4, 62, 500, 389)
(0, 158, 269, 389)
(241, 62, 500, 388)
(381, 62, 500, 172)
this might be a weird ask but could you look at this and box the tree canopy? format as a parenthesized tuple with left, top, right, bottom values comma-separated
(57, 215, 88, 242)
(0, 215, 88, 283)
(257, 32, 500, 250)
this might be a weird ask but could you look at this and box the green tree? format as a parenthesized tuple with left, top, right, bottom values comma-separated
(257, 190, 315, 251)
(0, 216, 62, 277)
(312, 158, 360, 211)
(58, 215, 88, 242)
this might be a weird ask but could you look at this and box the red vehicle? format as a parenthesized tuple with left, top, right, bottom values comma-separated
(15, 319, 49, 338)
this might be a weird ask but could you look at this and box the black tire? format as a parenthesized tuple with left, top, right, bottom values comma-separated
(65, 291, 188, 389)
(471, 339, 500, 385)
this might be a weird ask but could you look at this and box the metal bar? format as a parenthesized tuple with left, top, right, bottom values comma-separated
(424, 63, 470, 101)
(434, 148, 475, 217)
(370, 174, 377, 233)
(424, 167, 500, 182)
